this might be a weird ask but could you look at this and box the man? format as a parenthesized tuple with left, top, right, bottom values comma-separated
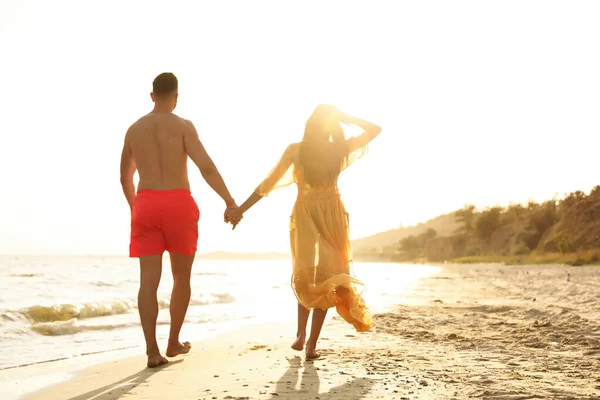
(120, 72, 240, 368)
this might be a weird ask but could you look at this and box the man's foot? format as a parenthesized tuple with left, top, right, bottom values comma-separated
(166, 341, 192, 357)
(305, 341, 320, 359)
(147, 353, 169, 368)
(291, 334, 306, 351)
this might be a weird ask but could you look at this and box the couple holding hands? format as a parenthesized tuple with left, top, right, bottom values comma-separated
(120, 73, 381, 367)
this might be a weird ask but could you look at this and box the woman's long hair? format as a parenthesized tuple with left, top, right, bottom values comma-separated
(298, 105, 349, 188)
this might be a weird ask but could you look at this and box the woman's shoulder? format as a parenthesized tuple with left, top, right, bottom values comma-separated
(286, 142, 301, 154)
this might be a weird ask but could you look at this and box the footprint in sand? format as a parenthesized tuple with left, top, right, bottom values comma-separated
(249, 345, 269, 351)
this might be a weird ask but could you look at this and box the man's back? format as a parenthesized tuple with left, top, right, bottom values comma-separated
(126, 112, 191, 191)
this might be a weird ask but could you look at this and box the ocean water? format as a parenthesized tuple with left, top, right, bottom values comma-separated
(0, 255, 438, 370)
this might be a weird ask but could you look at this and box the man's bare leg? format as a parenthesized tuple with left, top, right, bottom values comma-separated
(165, 252, 194, 357)
(292, 303, 310, 351)
(138, 255, 168, 368)
(306, 308, 327, 359)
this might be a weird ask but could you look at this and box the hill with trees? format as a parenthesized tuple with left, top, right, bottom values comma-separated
(353, 186, 600, 265)
(351, 213, 459, 260)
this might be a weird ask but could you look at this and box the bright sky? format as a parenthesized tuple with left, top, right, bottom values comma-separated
(0, 1, 599, 255)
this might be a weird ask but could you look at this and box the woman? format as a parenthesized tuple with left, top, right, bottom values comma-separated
(227, 105, 382, 359)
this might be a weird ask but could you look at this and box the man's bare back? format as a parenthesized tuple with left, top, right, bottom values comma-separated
(126, 113, 194, 191)
(120, 110, 235, 212)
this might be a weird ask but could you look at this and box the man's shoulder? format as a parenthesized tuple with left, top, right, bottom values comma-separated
(181, 118, 194, 128)
(162, 112, 190, 128)
(128, 114, 152, 130)
(128, 113, 191, 130)
(139, 112, 158, 122)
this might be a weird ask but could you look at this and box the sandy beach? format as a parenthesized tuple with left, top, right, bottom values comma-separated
(7, 263, 600, 400)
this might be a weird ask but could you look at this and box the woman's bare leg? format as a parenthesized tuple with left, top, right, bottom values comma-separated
(291, 303, 310, 351)
(306, 308, 327, 359)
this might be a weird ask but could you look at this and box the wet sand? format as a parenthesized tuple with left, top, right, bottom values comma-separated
(15, 264, 600, 399)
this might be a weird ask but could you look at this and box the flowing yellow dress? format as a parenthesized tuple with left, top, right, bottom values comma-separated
(255, 136, 374, 332)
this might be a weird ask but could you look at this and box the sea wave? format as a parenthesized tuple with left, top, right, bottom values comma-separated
(2, 300, 136, 324)
(30, 319, 173, 336)
(1, 293, 236, 325)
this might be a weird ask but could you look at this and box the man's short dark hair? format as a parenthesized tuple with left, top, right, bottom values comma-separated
(152, 73, 178, 95)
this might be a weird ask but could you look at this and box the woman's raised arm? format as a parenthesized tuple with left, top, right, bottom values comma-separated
(341, 113, 382, 153)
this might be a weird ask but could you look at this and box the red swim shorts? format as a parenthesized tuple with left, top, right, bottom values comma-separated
(129, 189, 199, 257)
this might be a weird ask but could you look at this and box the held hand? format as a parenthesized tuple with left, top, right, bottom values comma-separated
(223, 203, 238, 226)
(224, 206, 243, 230)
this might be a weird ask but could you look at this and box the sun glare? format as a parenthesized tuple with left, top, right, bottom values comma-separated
(0, 1, 599, 255)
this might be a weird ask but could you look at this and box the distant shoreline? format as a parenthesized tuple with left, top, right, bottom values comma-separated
(195, 251, 291, 260)
(4, 252, 597, 266)
(354, 250, 600, 267)
(0, 252, 292, 260)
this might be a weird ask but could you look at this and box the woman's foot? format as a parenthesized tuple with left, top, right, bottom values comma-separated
(291, 334, 306, 351)
(147, 352, 169, 368)
(166, 341, 191, 357)
(305, 340, 320, 359)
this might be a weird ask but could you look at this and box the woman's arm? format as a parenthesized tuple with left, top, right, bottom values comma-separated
(340, 113, 382, 153)
(253, 143, 296, 198)
(227, 144, 296, 228)
(238, 192, 263, 215)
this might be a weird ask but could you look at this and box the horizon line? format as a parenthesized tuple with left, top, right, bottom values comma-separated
(0, 251, 292, 258)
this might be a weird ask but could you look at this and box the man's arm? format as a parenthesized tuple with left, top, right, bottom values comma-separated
(119, 132, 137, 210)
(183, 120, 236, 207)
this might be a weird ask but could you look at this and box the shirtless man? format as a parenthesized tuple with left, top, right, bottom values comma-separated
(120, 72, 239, 367)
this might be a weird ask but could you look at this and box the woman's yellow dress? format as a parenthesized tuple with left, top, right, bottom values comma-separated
(256, 138, 373, 332)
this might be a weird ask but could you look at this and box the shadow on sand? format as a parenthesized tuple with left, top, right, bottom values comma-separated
(270, 356, 374, 400)
(66, 360, 183, 400)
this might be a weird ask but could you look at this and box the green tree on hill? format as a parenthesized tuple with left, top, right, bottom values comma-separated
(525, 200, 558, 249)
(421, 228, 437, 241)
(475, 207, 503, 241)
(559, 190, 586, 214)
(501, 203, 527, 225)
(455, 205, 476, 234)
(399, 235, 419, 251)
(398, 228, 438, 252)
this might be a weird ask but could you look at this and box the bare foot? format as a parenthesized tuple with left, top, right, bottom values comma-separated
(305, 342, 320, 359)
(166, 341, 191, 357)
(147, 353, 169, 368)
(291, 335, 305, 351)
